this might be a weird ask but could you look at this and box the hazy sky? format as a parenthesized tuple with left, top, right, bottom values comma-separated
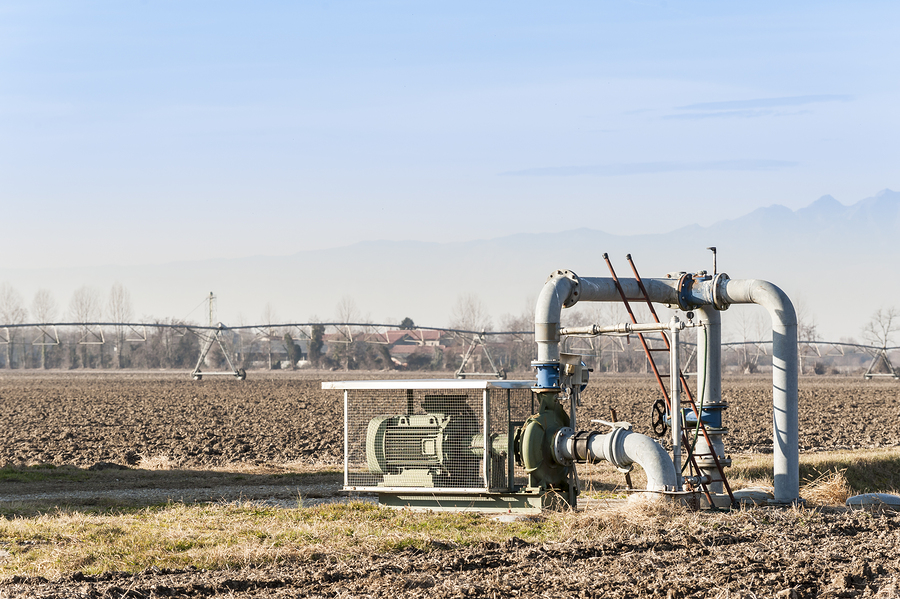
(2, 1, 898, 269)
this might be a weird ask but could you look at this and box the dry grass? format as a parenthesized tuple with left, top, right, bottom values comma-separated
(579, 448, 900, 506)
(0, 502, 567, 580)
(802, 469, 852, 506)
(136, 454, 180, 471)
(3, 448, 900, 580)
(564, 494, 698, 542)
(726, 447, 900, 504)
(0, 498, 721, 581)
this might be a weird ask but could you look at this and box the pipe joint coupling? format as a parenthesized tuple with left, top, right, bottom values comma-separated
(675, 273, 694, 311)
(572, 430, 597, 462)
(551, 427, 575, 465)
(601, 426, 635, 474)
(711, 273, 731, 311)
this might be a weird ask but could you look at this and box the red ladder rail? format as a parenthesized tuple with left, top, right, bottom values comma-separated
(601, 253, 715, 506)
(624, 255, 735, 506)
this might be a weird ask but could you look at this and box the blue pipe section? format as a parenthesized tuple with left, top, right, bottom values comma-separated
(534, 362, 560, 389)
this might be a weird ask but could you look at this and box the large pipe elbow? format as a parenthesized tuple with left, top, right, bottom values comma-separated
(534, 271, 577, 362)
(722, 278, 799, 504)
(589, 429, 678, 493)
(721, 279, 797, 329)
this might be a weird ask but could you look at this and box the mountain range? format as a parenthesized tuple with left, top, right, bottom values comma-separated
(2, 189, 899, 342)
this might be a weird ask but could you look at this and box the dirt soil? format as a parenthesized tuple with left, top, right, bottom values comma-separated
(1, 371, 900, 597)
(4, 508, 900, 598)
(3, 372, 898, 471)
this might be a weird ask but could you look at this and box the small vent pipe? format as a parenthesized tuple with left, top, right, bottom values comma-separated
(534, 270, 799, 504)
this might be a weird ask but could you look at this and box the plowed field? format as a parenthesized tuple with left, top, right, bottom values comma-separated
(3, 372, 898, 470)
(1, 371, 899, 598)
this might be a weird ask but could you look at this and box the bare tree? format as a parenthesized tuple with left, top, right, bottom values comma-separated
(32, 289, 58, 369)
(335, 296, 359, 324)
(795, 299, 819, 343)
(794, 299, 819, 374)
(731, 307, 767, 374)
(108, 282, 134, 368)
(862, 307, 899, 348)
(261, 303, 279, 369)
(0, 283, 27, 368)
(449, 293, 492, 332)
(69, 286, 103, 368)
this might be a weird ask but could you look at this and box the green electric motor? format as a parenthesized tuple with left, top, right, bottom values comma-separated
(365, 393, 508, 488)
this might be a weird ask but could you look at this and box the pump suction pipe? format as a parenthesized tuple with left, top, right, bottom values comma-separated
(534, 269, 800, 504)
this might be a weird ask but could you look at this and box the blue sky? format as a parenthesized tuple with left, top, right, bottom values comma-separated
(1, 1, 897, 269)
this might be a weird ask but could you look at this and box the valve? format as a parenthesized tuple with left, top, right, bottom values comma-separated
(650, 399, 668, 437)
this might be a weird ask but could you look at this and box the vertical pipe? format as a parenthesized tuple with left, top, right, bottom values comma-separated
(695, 307, 725, 493)
(722, 279, 798, 503)
(570, 390, 577, 429)
(534, 274, 575, 363)
(670, 318, 682, 490)
(507, 389, 514, 492)
(695, 307, 721, 406)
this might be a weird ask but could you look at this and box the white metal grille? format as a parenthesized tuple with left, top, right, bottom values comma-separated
(329, 381, 533, 492)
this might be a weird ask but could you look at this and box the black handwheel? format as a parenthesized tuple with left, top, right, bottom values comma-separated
(651, 399, 668, 437)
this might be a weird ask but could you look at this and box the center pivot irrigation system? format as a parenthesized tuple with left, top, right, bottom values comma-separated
(0, 319, 526, 380)
(323, 254, 803, 513)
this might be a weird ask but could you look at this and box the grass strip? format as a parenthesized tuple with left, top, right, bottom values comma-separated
(2, 449, 899, 581)
(727, 447, 900, 494)
(0, 501, 572, 580)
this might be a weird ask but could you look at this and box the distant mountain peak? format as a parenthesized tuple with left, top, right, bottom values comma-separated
(810, 194, 841, 206)
(797, 194, 846, 219)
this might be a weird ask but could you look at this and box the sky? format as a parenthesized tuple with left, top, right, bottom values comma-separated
(1, 1, 898, 270)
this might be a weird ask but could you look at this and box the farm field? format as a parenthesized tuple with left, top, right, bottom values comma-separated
(1, 371, 900, 597)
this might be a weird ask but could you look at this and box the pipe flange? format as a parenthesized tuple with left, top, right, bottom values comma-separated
(546, 269, 581, 308)
(676, 273, 695, 311)
(711, 272, 730, 311)
(552, 427, 574, 465)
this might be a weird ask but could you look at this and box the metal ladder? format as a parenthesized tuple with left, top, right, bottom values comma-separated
(603, 253, 736, 507)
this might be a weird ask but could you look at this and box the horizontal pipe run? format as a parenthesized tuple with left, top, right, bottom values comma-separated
(560, 319, 696, 336)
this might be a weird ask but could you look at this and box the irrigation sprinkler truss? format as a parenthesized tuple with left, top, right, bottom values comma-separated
(0, 320, 531, 380)
(0, 322, 897, 380)
(722, 340, 900, 379)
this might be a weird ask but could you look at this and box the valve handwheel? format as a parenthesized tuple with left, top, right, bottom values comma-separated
(651, 399, 668, 437)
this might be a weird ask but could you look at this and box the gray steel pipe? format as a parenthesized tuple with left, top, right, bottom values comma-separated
(693, 307, 727, 493)
(720, 278, 798, 504)
(556, 427, 677, 493)
(534, 271, 576, 362)
(534, 271, 799, 503)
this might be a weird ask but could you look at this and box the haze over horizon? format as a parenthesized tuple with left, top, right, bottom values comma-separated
(2, 188, 899, 345)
